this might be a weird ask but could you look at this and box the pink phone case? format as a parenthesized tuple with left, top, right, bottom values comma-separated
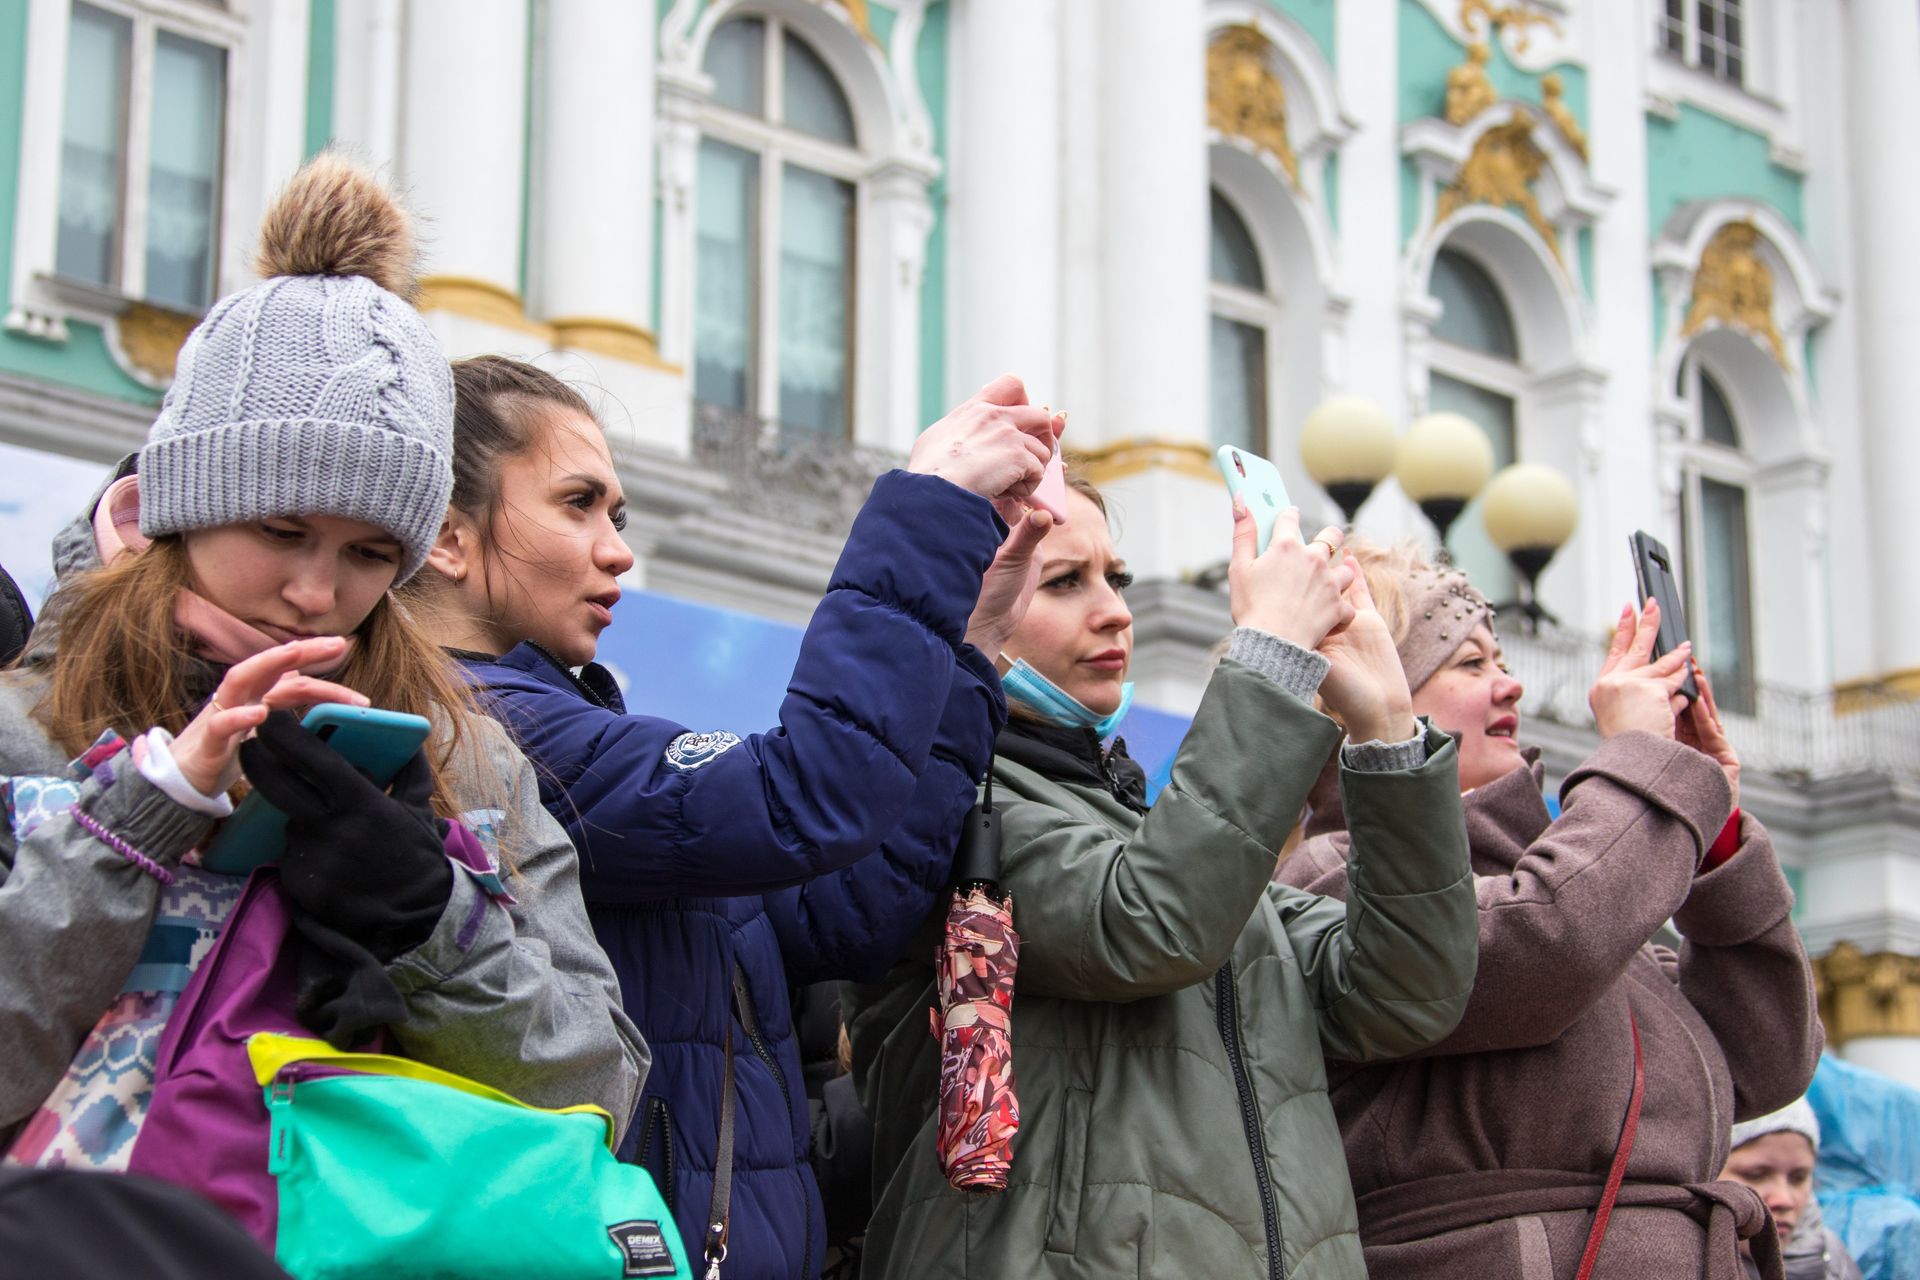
(1030, 443, 1069, 524)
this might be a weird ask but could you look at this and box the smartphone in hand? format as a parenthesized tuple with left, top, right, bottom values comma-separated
(1628, 531, 1700, 705)
(1215, 446, 1295, 554)
(200, 704, 433, 875)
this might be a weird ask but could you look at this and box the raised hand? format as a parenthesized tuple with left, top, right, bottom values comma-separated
(908, 375, 1057, 505)
(1318, 555, 1418, 744)
(965, 508, 1054, 657)
(1675, 660, 1741, 807)
(1588, 601, 1693, 741)
(1226, 504, 1356, 651)
(171, 637, 369, 796)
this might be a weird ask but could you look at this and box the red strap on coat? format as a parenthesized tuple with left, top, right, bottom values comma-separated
(1574, 1014, 1645, 1280)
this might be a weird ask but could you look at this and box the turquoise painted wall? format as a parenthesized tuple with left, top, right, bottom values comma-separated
(1645, 103, 1805, 237)
(305, 0, 336, 156)
(0, 1, 158, 408)
(916, 1, 949, 425)
(1270, 0, 1335, 64)
(1397, 0, 1588, 259)
(1644, 103, 1805, 353)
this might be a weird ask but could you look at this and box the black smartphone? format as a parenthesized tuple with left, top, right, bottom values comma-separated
(1628, 531, 1700, 705)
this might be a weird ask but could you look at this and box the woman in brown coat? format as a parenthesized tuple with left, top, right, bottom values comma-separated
(1275, 543, 1821, 1280)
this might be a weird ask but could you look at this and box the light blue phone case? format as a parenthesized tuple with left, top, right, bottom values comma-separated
(1214, 445, 1295, 554)
(200, 704, 433, 875)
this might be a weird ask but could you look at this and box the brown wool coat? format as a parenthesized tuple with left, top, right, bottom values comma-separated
(1275, 731, 1823, 1280)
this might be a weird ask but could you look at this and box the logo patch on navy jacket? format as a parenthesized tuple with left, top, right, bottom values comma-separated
(606, 1219, 678, 1276)
(664, 730, 742, 772)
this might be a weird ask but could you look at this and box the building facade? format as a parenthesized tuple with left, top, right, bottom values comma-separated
(4, 0, 1920, 1081)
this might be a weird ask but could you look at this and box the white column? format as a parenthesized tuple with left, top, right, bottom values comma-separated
(535, 0, 654, 344)
(329, 0, 402, 172)
(1581, 0, 1656, 633)
(1847, 0, 1920, 679)
(1094, 0, 1207, 442)
(1336, 0, 1411, 535)
(947, 0, 1063, 405)
(396, 0, 529, 301)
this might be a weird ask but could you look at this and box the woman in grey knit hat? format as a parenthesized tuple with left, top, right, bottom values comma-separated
(1278, 540, 1823, 1280)
(1721, 1099, 1863, 1280)
(0, 155, 645, 1181)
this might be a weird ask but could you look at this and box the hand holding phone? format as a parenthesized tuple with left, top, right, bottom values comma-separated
(201, 704, 433, 874)
(1628, 531, 1699, 704)
(1028, 412, 1069, 524)
(1215, 446, 1296, 554)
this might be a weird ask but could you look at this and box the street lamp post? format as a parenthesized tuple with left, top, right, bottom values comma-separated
(1394, 412, 1495, 557)
(1299, 396, 1398, 525)
(1481, 462, 1579, 634)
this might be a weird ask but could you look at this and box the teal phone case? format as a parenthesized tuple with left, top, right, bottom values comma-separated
(1214, 445, 1295, 554)
(200, 704, 433, 875)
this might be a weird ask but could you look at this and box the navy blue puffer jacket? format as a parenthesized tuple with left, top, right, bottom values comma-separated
(459, 471, 1006, 1279)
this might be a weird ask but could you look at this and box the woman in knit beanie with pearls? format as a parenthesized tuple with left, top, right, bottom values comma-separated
(1277, 540, 1823, 1280)
(0, 154, 644, 1174)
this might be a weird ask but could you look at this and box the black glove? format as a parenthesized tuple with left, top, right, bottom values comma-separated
(239, 711, 453, 962)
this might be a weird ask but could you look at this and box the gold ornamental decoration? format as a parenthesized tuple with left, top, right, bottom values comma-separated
(1816, 943, 1920, 1044)
(117, 302, 199, 383)
(1445, 42, 1498, 126)
(1459, 0, 1560, 54)
(1207, 24, 1299, 187)
(1540, 72, 1586, 160)
(1435, 116, 1561, 261)
(1683, 221, 1788, 367)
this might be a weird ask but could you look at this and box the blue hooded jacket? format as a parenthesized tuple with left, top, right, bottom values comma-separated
(458, 471, 1007, 1279)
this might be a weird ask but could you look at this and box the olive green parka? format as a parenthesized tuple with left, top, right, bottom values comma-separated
(845, 656, 1479, 1279)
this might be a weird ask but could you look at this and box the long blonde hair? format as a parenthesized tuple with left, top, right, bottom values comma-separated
(27, 537, 485, 821)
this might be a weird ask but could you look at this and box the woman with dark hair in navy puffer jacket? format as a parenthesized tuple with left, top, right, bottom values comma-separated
(412, 357, 1056, 1280)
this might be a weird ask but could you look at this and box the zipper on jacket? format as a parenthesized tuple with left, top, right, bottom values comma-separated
(731, 962, 814, 1273)
(1216, 964, 1286, 1280)
(637, 1096, 676, 1214)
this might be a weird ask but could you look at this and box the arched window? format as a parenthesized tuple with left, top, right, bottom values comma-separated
(695, 16, 859, 437)
(1677, 357, 1757, 712)
(1208, 189, 1278, 453)
(1426, 246, 1520, 601)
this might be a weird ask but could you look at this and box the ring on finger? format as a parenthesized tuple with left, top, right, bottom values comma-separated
(209, 696, 227, 714)
(1310, 537, 1339, 562)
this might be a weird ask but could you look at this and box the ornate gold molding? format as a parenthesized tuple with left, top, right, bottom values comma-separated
(416, 277, 682, 373)
(1073, 438, 1222, 488)
(1459, 0, 1561, 54)
(1833, 666, 1920, 713)
(1540, 72, 1586, 161)
(549, 317, 673, 369)
(116, 301, 200, 383)
(1816, 943, 1920, 1043)
(1435, 116, 1561, 261)
(1207, 24, 1299, 187)
(1682, 222, 1789, 368)
(1445, 42, 1498, 126)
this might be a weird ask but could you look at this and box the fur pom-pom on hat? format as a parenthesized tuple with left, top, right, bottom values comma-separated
(252, 151, 419, 299)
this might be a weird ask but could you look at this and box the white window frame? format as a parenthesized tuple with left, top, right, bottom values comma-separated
(693, 13, 864, 439)
(1207, 188, 1282, 455)
(9, 0, 249, 346)
(1644, 0, 1802, 162)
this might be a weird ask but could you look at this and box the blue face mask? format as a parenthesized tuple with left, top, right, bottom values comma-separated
(1000, 657, 1135, 739)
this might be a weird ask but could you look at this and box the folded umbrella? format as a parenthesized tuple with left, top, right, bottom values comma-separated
(931, 772, 1020, 1192)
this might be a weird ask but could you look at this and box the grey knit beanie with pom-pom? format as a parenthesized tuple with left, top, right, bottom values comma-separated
(138, 153, 452, 582)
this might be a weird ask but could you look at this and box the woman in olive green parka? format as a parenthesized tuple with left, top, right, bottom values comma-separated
(845, 479, 1480, 1279)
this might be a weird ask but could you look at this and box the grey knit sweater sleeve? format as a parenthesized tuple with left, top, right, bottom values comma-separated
(1342, 720, 1432, 773)
(1225, 626, 1329, 703)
